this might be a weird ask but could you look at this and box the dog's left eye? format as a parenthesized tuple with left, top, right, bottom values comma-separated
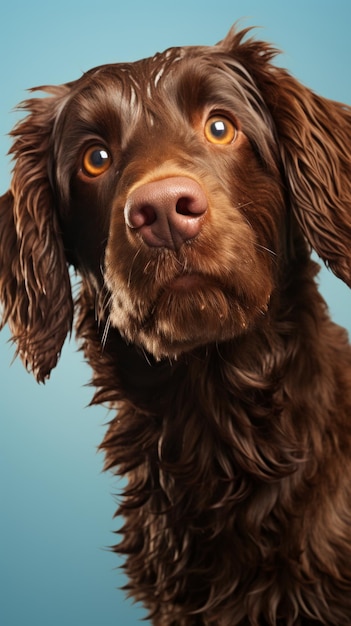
(204, 115, 237, 145)
(82, 145, 112, 177)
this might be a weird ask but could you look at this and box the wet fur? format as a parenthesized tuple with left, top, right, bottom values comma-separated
(1, 27, 351, 625)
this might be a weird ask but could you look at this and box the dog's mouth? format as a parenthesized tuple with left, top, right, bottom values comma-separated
(106, 261, 274, 360)
(164, 272, 226, 297)
(106, 251, 273, 360)
(155, 271, 231, 313)
(167, 272, 205, 290)
(125, 273, 268, 360)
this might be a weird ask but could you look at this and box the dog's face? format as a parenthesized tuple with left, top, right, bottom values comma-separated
(57, 43, 285, 359)
(1, 27, 351, 380)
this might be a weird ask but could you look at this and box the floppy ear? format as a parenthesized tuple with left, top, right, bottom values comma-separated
(0, 86, 73, 382)
(264, 68, 351, 287)
(224, 28, 351, 287)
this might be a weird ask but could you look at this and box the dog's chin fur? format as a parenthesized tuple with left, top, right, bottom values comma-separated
(1, 25, 351, 626)
(109, 281, 272, 360)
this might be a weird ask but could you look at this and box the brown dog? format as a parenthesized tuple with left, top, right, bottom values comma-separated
(1, 27, 351, 625)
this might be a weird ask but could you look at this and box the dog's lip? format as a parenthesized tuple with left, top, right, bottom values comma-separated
(167, 273, 205, 290)
(164, 273, 229, 296)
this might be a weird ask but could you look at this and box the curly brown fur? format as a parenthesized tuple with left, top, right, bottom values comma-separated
(1, 26, 351, 625)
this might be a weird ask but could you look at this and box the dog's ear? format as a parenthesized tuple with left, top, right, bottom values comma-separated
(223, 28, 351, 287)
(264, 68, 351, 288)
(0, 86, 73, 382)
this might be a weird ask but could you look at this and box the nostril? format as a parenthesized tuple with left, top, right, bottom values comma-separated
(140, 204, 157, 226)
(125, 203, 156, 229)
(176, 196, 194, 216)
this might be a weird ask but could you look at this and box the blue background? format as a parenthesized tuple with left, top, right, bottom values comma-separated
(1, 1, 350, 625)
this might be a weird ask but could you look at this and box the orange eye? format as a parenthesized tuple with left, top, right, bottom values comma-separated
(82, 145, 112, 177)
(204, 115, 237, 145)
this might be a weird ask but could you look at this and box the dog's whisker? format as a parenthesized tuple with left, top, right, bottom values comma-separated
(253, 242, 277, 258)
(139, 345, 153, 366)
(127, 245, 143, 287)
(101, 315, 112, 350)
(99, 243, 108, 279)
(102, 293, 113, 321)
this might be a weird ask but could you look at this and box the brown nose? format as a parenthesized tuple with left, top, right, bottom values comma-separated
(124, 176, 208, 249)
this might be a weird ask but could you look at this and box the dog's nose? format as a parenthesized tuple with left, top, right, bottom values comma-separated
(124, 176, 208, 249)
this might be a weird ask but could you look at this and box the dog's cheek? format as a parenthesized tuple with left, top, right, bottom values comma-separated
(63, 181, 112, 279)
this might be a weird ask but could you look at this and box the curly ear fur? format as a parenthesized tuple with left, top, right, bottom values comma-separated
(222, 28, 351, 287)
(0, 86, 73, 382)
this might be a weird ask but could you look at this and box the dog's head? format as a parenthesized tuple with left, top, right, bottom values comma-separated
(1, 27, 351, 381)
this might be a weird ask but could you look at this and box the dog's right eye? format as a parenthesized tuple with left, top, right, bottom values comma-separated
(82, 145, 112, 177)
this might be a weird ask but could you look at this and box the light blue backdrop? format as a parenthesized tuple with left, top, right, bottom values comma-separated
(1, 1, 350, 625)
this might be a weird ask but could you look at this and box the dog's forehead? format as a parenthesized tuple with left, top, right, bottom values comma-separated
(80, 44, 207, 96)
(70, 41, 260, 125)
(57, 41, 276, 168)
(135, 45, 190, 84)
